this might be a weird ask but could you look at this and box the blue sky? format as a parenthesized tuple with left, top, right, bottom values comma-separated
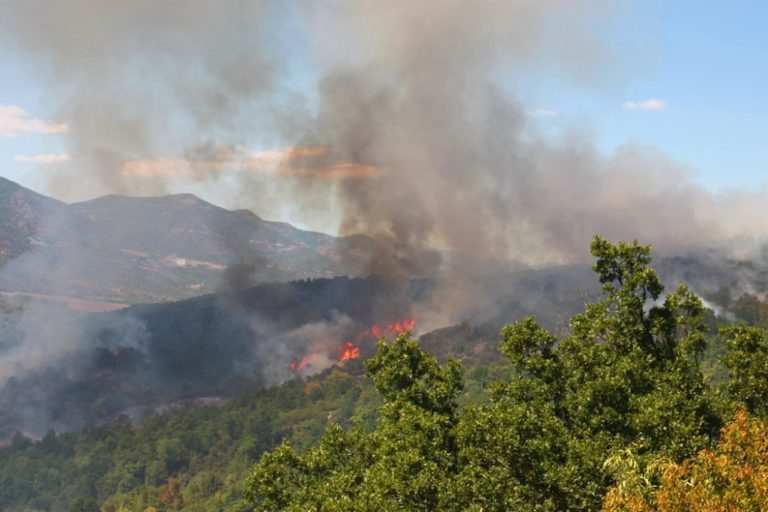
(0, 1, 766, 197)
(614, 0, 767, 192)
(523, 0, 768, 192)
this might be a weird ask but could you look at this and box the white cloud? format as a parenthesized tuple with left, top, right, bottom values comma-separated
(0, 105, 69, 137)
(622, 99, 667, 110)
(528, 108, 558, 118)
(14, 153, 71, 164)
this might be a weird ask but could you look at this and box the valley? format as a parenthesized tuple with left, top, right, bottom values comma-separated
(0, 3, 766, 509)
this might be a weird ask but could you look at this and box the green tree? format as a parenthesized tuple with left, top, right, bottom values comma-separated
(244, 333, 463, 511)
(244, 237, 723, 511)
(68, 496, 99, 512)
(721, 324, 768, 416)
(454, 237, 721, 510)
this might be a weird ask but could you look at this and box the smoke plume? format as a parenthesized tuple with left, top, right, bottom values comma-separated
(1, 1, 768, 437)
(1, 1, 766, 266)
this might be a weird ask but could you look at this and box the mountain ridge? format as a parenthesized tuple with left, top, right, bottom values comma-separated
(0, 176, 379, 305)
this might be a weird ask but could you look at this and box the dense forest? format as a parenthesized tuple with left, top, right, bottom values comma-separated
(2, 237, 768, 511)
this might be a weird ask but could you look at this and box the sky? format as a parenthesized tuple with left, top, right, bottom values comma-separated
(0, 1, 765, 211)
(514, 0, 768, 193)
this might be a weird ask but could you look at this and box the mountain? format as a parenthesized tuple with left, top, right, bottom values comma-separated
(1, 240, 767, 439)
(0, 275, 429, 439)
(2, 176, 768, 441)
(0, 177, 65, 266)
(0, 177, 378, 305)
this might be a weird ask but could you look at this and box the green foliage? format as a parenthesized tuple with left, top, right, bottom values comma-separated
(68, 497, 99, 512)
(8, 355, 494, 512)
(365, 335, 463, 415)
(721, 324, 768, 416)
(0, 366, 377, 512)
(244, 236, 733, 511)
(3, 236, 767, 511)
(450, 237, 720, 510)
(245, 335, 463, 511)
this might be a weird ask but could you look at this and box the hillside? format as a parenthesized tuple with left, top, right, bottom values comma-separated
(0, 177, 378, 305)
(1, 239, 767, 511)
(0, 177, 65, 266)
(2, 238, 767, 441)
(0, 276, 433, 439)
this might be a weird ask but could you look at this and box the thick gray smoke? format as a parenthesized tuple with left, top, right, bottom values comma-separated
(1, 0, 767, 437)
(287, 1, 768, 265)
(1, 0, 766, 265)
(0, 0, 288, 198)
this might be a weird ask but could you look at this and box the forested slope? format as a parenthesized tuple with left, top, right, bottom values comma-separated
(243, 238, 768, 512)
(2, 237, 768, 511)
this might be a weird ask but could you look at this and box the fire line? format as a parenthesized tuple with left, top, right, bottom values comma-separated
(289, 317, 416, 372)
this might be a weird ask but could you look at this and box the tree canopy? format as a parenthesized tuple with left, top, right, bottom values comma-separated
(244, 237, 739, 511)
(603, 406, 768, 512)
(3, 236, 767, 511)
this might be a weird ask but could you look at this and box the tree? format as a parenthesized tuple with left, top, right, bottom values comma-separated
(68, 497, 99, 512)
(602, 406, 768, 512)
(244, 237, 724, 511)
(158, 478, 184, 510)
(721, 324, 768, 417)
(450, 237, 721, 510)
(244, 334, 463, 511)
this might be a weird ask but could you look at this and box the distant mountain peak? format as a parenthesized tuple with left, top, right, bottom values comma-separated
(0, 176, 64, 204)
(0, 176, 378, 305)
(233, 208, 263, 221)
(74, 191, 216, 208)
(0, 176, 26, 188)
(0, 176, 20, 188)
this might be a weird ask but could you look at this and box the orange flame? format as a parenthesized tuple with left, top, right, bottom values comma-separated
(338, 342, 360, 362)
(388, 318, 416, 334)
(289, 356, 310, 372)
(289, 317, 416, 372)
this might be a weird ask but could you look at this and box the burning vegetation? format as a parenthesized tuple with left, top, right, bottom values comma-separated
(289, 317, 416, 373)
